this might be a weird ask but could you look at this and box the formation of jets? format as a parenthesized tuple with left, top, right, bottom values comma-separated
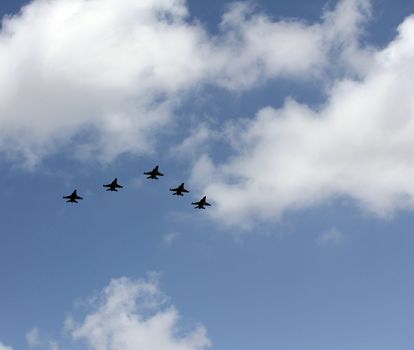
(63, 165, 211, 209)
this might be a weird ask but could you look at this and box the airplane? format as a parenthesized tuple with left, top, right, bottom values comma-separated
(63, 190, 83, 203)
(192, 196, 211, 209)
(144, 165, 164, 179)
(170, 183, 189, 196)
(103, 178, 123, 192)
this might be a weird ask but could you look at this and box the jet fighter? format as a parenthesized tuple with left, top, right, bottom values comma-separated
(103, 178, 123, 192)
(63, 190, 83, 203)
(144, 165, 164, 179)
(192, 196, 211, 209)
(170, 183, 189, 196)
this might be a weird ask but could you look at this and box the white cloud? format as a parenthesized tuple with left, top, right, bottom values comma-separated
(321, 0, 373, 75)
(318, 227, 345, 246)
(0, 0, 202, 166)
(26, 328, 41, 348)
(0, 341, 13, 350)
(192, 13, 414, 227)
(66, 276, 211, 350)
(48, 341, 59, 350)
(26, 327, 59, 350)
(0, 0, 370, 167)
(214, 0, 372, 88)
(170, 124, 217, 160)
(163, 232, 181, 245)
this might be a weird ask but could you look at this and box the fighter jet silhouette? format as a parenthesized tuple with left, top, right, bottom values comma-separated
(63, 190, 83, 203)
(103, 178, 123, 192)
(170, 183, 189, 196)
(144, 165, 164, 179)
(192, 196, 211, 209)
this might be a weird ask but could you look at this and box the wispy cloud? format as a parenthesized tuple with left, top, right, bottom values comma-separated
(0, 342, 13, 350)
(26, 328, 41, 348)
(163, 232, 181, 245)
(317, 228, 345, 246)
(26, 327, 59, 350)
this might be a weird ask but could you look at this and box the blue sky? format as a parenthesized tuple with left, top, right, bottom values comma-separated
(0, 0, 414, 349)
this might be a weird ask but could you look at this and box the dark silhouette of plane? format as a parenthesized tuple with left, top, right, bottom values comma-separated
(192, 196, 211, 209)
(170, 183, 189, 196)
(144, 165, 164, 179)
(63, 190, 83, 203)
(103, 178, 123, 192)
